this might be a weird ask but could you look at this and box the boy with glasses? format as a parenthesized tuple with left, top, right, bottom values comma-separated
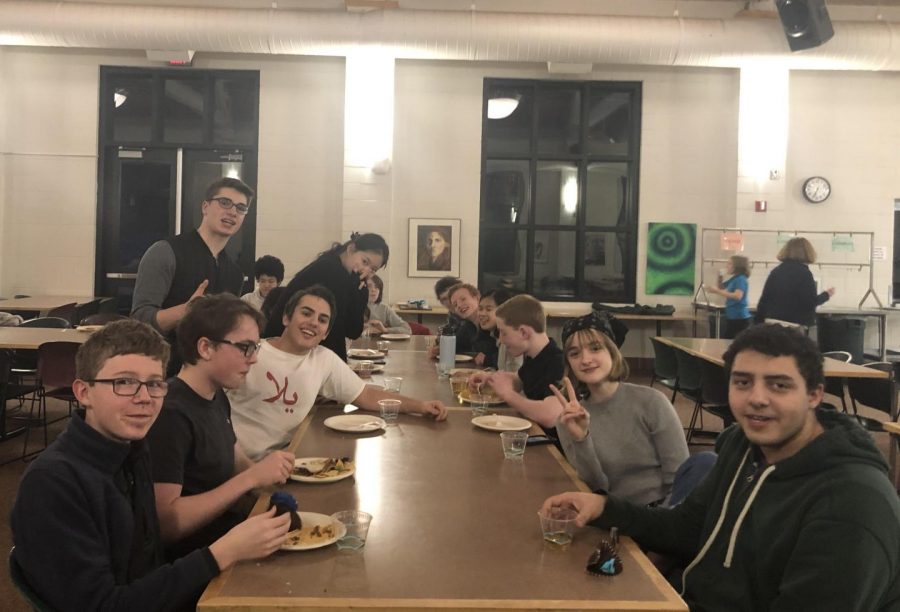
(11, 319, 291, 610)
(132, 177, 254, 375)
(147, 294, 296, 560)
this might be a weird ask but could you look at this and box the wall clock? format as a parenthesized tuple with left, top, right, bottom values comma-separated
(802, 176, 831, 203)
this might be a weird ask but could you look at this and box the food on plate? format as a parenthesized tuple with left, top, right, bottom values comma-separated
(268, 491, 302, 531)
(285, 523, 337, 547)
(292, 457, 354, 479)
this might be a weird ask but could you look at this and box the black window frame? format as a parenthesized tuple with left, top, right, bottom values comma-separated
(478, 78, 642, 303)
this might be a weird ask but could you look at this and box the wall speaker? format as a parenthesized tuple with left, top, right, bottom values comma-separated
(775, 0, 834, 51)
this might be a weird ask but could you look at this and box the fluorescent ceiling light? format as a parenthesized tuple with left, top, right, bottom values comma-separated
(487, 96, 520, 120)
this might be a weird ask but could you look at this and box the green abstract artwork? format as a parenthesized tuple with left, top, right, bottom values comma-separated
(646, 223, 696, 295)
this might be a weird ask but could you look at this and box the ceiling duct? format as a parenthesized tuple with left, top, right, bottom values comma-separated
(1, 1, 900, 71)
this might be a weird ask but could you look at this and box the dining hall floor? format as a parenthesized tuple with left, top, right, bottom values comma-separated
(0, 370, 895, 611)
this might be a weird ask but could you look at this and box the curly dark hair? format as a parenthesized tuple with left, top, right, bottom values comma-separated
(722, 324, 824, 390)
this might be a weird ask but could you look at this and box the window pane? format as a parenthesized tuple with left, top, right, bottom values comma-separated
(213, 76, 257, 145)
(536, 162, 578, 226)
(585, 89, 632, 156)
(118, 162, 171, 270)
(480, 229, 526, 292)
(584, 231, 628, 300)
(483, 161, 530, 225)
(111, 75, 153, 142)
(585, 162, 628, 227)
(484, 85, 532, 156)
(534, 230, 576, 299)
(537, 88, 581, 155)
(163, 77, 205, 143)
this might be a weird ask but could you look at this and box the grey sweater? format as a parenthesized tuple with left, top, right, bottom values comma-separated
(556, 382, 689, 505)
(368, 302, 411, 334)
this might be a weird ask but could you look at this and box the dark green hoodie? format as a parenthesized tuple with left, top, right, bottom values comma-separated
(595, 409, 900, 611)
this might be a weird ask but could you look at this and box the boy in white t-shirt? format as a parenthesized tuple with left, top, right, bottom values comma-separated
(228, 285, 448, 460)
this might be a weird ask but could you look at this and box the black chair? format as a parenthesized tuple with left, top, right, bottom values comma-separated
(9, 547, 52, 611)
(79, 312, 127, 326)
(847, 362, 895, 432)
(22, 342, 80, 459)
(73, 299, 102, 326)
(10, 317, 73, 383)
(649, 337, 679, 402)
(45, 303, 77, 327)
(822, 350, 852, 412)
(97, 297, 118, 315)
(686, 359, 733, 445)
(0, 350, 40, 443)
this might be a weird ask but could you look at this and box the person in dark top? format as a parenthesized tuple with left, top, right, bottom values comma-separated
(475, 287, 514, 370)
(11, 319, 291, 611)
(468, 294, 565, 429)
(755, 237, 835, 328)
(148, 294, 295, 561)
(263, 233, 389, 361)
(446, 282, 489, 356)
(542, 324, 900, 611)
(132, 177, 254, 375)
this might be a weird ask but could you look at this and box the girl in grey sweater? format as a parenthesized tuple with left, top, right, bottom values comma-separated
(365, 274, 411, 335)
(553, 313, 689, 506)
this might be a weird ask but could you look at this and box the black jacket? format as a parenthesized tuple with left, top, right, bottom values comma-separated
(11, 413, 219, 611)
(264, 250, 368, 361)
(754, 259, 830, 326)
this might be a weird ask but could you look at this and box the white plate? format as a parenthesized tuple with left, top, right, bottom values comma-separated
(455, 354, 474, 362)
(348, 348, 386, 359)
(381, 333, 411, 341)
(471, 415, 532, 432)
(290, 457, 356, 483)
(350, 362, 385, 374)
(324, 414, 387, 433)
(281, 512, 347, 551)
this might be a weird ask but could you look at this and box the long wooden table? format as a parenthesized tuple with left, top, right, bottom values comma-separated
(199, 347, 687, 611)
(653, 337, 890, 380)
(0, 327, 92, 350)
(0, 295, 99, 317)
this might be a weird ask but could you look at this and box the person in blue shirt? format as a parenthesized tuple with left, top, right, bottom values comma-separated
(708, 255, 751, 339)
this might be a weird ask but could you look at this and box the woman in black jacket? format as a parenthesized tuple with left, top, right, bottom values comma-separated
(263, 233, 389, 360)
(755, 237, 835, 328)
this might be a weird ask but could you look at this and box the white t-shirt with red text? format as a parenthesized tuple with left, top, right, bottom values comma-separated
(228, 340, 365, 460)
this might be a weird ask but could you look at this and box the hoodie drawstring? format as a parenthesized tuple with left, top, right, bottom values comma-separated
(723, 463, 776, 567)
(680, 449, 750, 596)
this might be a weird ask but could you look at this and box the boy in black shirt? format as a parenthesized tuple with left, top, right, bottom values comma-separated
(469, 294, 564, 429)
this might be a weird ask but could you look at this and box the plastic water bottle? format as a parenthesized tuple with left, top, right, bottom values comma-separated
(439, 324, 456, 378)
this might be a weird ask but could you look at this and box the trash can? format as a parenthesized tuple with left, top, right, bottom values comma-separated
(816, 316, 866, 364)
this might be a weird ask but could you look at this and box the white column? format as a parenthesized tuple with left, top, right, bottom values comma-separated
(735, 65, 789, 229)
(342, 51, 396, 296)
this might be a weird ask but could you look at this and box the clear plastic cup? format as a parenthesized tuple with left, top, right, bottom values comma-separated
(500, 431, 527, 460)
(539, 507, 578, 548)
(377, 340, 391, 355)
(378, 399, 401, 424)
(383, 376, 403, 393)
(356, 360, 375, 379)
(470, 393, 489, 417)
(332, 510, 373, 550)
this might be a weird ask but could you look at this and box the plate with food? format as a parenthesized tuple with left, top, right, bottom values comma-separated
(75, 325, 103, 332)
(324, 414, 387, 433)
(350, 361, 384, 374)
(455, 354, 474, 363)
(471, 415, 532, 432)
(380, 333, 411, 341)
(291, 457, 356, 483)
(347, 348, 386, 360)
(458, 389, 505, 405)
(281, 512, 347, 551)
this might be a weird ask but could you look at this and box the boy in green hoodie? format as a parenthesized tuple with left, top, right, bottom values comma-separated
(542, 324, 900, 611)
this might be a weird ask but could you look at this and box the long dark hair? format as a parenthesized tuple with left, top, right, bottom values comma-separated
(320, 232, 390, 268)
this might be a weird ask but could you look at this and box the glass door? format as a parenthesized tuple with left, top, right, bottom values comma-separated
(98, 146, 177, 312)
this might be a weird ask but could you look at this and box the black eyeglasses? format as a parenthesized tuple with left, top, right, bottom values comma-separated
(209, 196, 250, 215)
(85, 378, 169, 398)
(214, 338, 261, 358)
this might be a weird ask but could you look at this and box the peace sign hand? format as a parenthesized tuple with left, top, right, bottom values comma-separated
(549, 377, 590, 442)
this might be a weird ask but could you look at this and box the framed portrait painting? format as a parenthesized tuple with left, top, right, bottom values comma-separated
(408, 218, 461, 277)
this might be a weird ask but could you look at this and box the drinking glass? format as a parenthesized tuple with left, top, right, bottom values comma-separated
(539, 507, 578, 548)
(332, 510, 373, 550)
(500, 431, 527, 460)
(383, 376, 403, 393)
(378, 399, 401, 424)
